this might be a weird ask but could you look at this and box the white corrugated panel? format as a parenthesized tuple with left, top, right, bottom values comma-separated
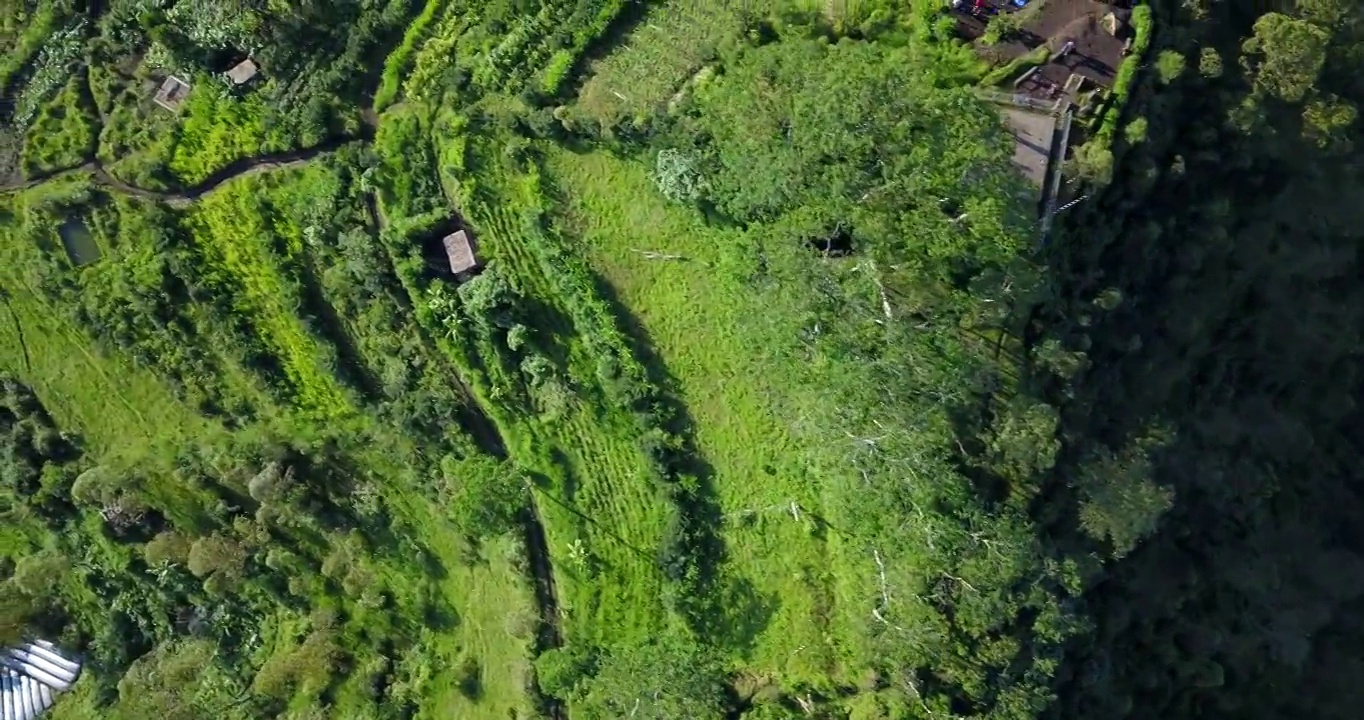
(0, 642, 80, 720)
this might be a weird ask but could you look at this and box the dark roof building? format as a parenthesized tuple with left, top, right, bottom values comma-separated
(0, 640, 81, 720)
(442, 229, 481, 274)
(152, 75, 191, 111)
(226, 58, 259, 86)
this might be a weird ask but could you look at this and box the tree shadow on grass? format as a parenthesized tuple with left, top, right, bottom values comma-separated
(584, 268, 777, 653)
(689, 574, 780, 662)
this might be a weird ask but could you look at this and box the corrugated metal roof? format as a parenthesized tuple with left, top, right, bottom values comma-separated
(442, 230, 480, 274)
(0, 642, 80, 720)
(226, 58, 259, 85)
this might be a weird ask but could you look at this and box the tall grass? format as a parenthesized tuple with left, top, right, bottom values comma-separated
(374, 0, 448, 110)
(183, 178, 353, 419)
(0, 1, 59, 93)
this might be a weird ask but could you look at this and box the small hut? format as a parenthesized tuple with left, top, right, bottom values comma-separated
(442, 229, 481, 275)
(226, 58, 259, 86)
(152, 75, 191, 112)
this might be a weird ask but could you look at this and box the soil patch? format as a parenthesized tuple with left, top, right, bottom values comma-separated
(961, 0, 1131, 98)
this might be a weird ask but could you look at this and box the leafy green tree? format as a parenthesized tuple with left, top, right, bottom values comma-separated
(984, 398, 1061, 489)
(187, 533, 248, 581)
(0, 589, 35, 646)
(457, 264, 521, 329)
(1302, 93, 1357, 149)
(671, 38, 1032, 275)
(144, 530, 193, 567)
(1074, 430, 1174, 558)
(1242, 13, 1330, 102)
(113, 641, 250, 720)
(440, 455, 528, 537)
(1156, 50, 1187, 85)
(10, 551, 68, 598)
(534, 644, 599, 700)
(575, 639, 727, 720)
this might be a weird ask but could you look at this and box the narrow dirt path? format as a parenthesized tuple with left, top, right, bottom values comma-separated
(0, 288, 33, 373)
(366, 192, 568, 720)
(522, 501, 566, 720)
(0, 136, 369, 204)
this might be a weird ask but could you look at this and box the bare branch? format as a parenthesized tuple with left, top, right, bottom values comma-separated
(629, 248, 688, 261)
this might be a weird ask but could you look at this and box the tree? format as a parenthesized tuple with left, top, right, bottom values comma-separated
(574, 639, 727, 720)
(1302, 94, 1357, 149)
(113, 640, 250, 720)
(441, 455, 528, 537)
(1155, 50, 1187, 85)
(1199, 47, 1224, 78)
(1075, 430, 1174, 558)
(144, 530, 193, 566)
(984, 398, 1061, 489)
(534, 644, 599, 700)
(457, 264, 520, 329)
(187, 533, 248, 581)
(1242, 13, 1330, 102)
(0, 589, 36, 646)
(10, 551, 69, 598)
(670, 37, 1032, 274)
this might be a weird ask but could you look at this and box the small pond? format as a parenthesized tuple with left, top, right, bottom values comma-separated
(58, 218, 101, 266)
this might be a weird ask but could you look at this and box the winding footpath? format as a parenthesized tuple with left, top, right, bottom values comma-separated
(0, 134, 370, 206)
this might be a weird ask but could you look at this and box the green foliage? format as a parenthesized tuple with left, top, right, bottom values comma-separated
(186, 532, 248, 581)
(169, 86, 291, 185)
(673, 38, 1032, 271)
(143, 530, 192, 566)
(534, 643, 598, 700)
(979, 45, 1051, 87)
(1302, 93, 1357, 149)
(440, 453, 528, 537)
(541, 49, 575, 96)
(374, 0, 447, 111)
(1123, 116, 1149, 144)
(1242, 12, 1330, 103)
(1198, 46, 1224, 78)
(20, 72, 97, 176)
(10, 2, 1364, 720)
(1155, 50, 1186, 85)
(651, 148, 705, 203)
(11, 18, 85, 128)
(1094, 3, 1154, 145)
(112, 641, 245, 720)
(573, 638, 727, 720)
(0, 0, 62, 94)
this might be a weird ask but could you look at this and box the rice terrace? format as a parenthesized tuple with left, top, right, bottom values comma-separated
(4, 1, 1363, 720)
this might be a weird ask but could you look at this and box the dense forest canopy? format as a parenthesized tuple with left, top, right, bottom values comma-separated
(2, 0, 1363, 719)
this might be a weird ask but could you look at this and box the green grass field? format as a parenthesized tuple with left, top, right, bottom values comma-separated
(542, 147, 865, 686)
